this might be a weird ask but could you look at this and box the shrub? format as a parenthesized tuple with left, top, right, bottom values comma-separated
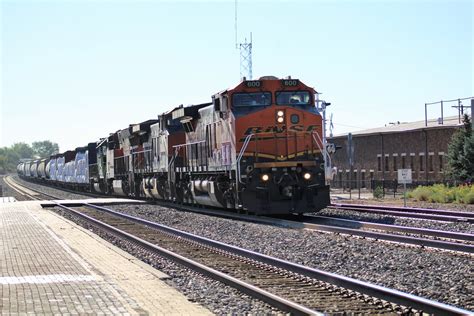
(465, 191, 474, 204)
(411, 186, 431, 201)
(409, 184, 473, 204)
(373, 186, 383, 199)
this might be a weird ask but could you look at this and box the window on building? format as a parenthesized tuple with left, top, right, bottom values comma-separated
(410, 156, 414, 170)
(429, 155, 434, 172)
(420, 155, 424, 172)
(402, 156, 406, 169)
(393, 156, 397, 171)
(439, 155, 444, 171)
(385, 156, 389, 172)
(377, 156, 381, 171)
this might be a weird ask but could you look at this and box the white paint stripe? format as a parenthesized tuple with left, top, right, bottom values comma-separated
(0, 274, 96, 285)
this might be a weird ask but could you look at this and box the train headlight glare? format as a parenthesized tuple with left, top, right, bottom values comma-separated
(261, 174, 269, 182)
(277, 110, 284, 117)
(303, 172, 311, 180)
(277, 116, 284, 123)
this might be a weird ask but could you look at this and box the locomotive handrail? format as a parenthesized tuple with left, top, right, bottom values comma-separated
(311, 132, 331, 167)
(236, 133, 254, 185)
(172, 140, 206, 148)
(235, 134, 254, 207)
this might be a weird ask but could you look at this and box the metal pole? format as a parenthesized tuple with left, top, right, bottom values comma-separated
(403, 182, 407, 207)
(424, 103, 427, 127)
(458, 99, 461, 123)
(322, 102, 327, 185)
(358, 172, 361, 199)
(349, 169, 352, 199)
(440, 100, 444, 125)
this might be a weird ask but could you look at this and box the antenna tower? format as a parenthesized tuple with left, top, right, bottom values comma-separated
(235, 0, 252, 80)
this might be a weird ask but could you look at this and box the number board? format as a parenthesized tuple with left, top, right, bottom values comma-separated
(397, 169, 412, 184)
(245, 80, 261, 88)
(281, 79, 299, 87)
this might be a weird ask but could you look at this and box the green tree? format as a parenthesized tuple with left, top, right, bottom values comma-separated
(462, 133, 474, 180)
(447, 114, 473, 181)
(0, 149, 7, 174)
(10, 142, 34, 159)
(0, 141, 58, 173)
(32, 140, 59, 158)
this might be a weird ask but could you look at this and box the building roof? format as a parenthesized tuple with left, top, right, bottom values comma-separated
(331, 116, 463, 138)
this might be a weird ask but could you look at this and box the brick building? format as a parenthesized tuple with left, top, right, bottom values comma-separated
(328, 116, 464, 188)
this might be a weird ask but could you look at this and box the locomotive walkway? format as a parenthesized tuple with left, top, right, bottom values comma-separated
(0, 200, 212, 315)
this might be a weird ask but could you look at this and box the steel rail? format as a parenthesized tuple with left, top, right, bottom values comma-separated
(297, 218, 474, 253)
(304, 215, 474, 242)
(330, 204, 473, 223)
(332, 203, 474, 219)
(4, 176, 42, 200)
(139, 200, 474, 253)
(56, 203, 322, 316)
(82, 203, 470, 315)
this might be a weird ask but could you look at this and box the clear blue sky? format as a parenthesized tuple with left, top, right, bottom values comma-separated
(1, 0, 473, 151)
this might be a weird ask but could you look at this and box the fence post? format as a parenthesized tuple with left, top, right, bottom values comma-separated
(358, 172, 361, 199)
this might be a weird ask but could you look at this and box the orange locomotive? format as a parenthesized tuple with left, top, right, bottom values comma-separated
(227, 76, 330, 213)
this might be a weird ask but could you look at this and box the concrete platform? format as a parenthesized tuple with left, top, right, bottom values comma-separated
(41, 198, 146, 208)
(0, 201, 212, 315)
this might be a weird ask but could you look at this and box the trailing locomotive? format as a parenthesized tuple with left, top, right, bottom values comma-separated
(18, 76, 332, 214)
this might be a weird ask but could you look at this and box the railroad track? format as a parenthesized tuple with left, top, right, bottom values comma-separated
(7, 176, 472, 314)
(55, 203, 469, 315)
(3, 175, 56, 200)
(9, 176, 474, 254)
(330, 203, 474, 223)
(138, 200, 474, 254)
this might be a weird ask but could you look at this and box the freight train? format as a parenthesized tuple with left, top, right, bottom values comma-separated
(18, 76, 333, 215)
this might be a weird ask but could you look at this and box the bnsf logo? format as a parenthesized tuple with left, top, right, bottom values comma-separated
(244, 125, 318, 135)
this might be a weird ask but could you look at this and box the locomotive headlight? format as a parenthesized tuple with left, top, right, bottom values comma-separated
(303, 172, 311, 180)
(276, 110, 285, 123)
(261, 174, 270, 182)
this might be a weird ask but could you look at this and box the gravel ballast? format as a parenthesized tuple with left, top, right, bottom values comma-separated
(108, 204, 474, 311)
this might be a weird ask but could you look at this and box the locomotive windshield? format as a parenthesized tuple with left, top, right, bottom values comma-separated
(276, 91, 311, 105)
(232, 92, 271, 107)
